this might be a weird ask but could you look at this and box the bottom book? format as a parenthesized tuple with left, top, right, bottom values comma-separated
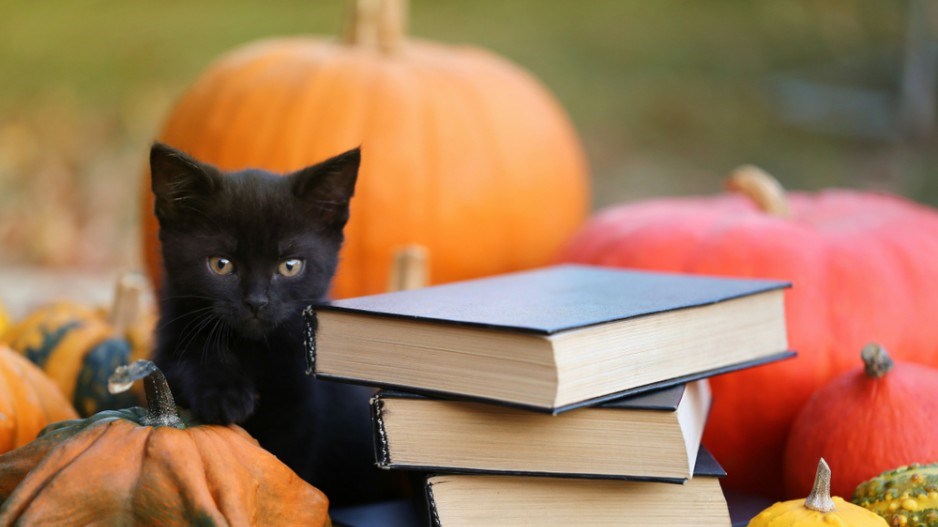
(425, 448, 730, 527)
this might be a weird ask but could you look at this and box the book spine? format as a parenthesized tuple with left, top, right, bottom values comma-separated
(302, 305, 318, 376)
(425, 478, 443, 527)
(371, 394, 392, 468)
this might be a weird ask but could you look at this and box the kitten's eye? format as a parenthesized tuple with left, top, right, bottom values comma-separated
(278, 258, 304, 277)
(208, 256, 235, 276)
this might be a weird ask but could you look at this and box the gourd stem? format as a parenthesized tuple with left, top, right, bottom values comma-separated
(388, 244, 429, 292)
(108, 360, 183, 428)
(726, 165, 791, 218)
(805, 458, 836, 513)
(342, 0, 407, 54)
(861, 343, 895, 378)
(108, 272, 146, 334)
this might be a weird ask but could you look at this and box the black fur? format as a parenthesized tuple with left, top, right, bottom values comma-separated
(149, 143, 406, 506)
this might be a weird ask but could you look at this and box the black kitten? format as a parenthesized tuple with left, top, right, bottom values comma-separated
(149, 143, 404, 506)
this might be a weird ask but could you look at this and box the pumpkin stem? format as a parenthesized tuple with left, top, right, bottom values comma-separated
(805, 458, 837, 513)
(108, 360, 183, 428)
(108, 272, 147, 334)
(343, 0, 407, 54)
(387, 244, 429, 292)
(726, 165, 791, 218)
(861, 343, 895, 378)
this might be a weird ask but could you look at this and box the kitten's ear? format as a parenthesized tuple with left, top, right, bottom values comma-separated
(291, 147, 360, 229)
(150, 142, 220, 224)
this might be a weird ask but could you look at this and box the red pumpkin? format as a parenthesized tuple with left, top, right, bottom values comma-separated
(141, 0, 588, 299)
(783, 344, 938, 499)
(558, 166, 938, 497)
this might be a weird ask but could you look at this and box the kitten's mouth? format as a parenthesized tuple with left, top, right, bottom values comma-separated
(237, 314, 271, 337)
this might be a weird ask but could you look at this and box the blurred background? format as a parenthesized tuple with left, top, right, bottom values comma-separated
(0, 0, 936, 311)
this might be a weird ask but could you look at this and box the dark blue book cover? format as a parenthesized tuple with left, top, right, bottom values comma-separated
(317, 264, 789, 334)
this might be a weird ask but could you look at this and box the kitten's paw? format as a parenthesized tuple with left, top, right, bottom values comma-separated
(192, 386, 257, 424)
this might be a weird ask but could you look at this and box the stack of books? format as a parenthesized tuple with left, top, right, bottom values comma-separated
(313, 265, 792, 526)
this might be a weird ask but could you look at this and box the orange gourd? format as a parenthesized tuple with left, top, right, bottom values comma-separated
(0, 344, 78, 455)
(0, 360, 330, 526)
(141, 0, 589, 298)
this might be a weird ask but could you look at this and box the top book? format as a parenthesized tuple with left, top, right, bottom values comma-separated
(313, 264, 791, 412)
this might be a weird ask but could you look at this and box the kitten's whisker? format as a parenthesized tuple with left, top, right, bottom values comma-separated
(219, 319, 233, 360)
(180, 318, 215, 360)
(214, 320, 228, 363)
(159, 310, 215, 339)
(175, 312, 217, 358)
(225, 322, 232, 363)
(156, 306, 215, 330)
(201, 318, 223, 366)
(213, 320, 231, 366)
(198, 319, 214, 365)
(174, 311, 211, 346)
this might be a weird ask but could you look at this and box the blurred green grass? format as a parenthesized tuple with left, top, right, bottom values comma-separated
(0, 0, 934, 270)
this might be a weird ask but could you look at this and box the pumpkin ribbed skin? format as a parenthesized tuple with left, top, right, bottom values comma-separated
(0, 345, 78, 455)
(141, 11, 589, 298)
(784, 346, 938, 499)
(853, 464, 938, 527)
(0, 366, 330, 527)
(0, 410, 329, 526)
(3, 302, 152, 417)
(559, 186, 938, 497)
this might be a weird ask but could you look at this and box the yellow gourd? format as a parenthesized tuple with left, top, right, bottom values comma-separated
(0, 299, 9, 340)
(748, 459, 888, 526)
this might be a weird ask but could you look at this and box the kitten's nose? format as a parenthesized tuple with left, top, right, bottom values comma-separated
(244, 294, 269, 314)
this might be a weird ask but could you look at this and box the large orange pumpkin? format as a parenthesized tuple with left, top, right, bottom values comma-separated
(141, 0, 589, 298)
(558, 167, 938, 498)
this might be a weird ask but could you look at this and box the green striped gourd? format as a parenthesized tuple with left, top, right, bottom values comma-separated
(853, 464, 938, 526)
(1, 273, 153, 416)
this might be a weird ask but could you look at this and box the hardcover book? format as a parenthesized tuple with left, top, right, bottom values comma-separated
(425, 448, 730, 527)
(313, 264, 792, 412)
(372, 380, 711, 482)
